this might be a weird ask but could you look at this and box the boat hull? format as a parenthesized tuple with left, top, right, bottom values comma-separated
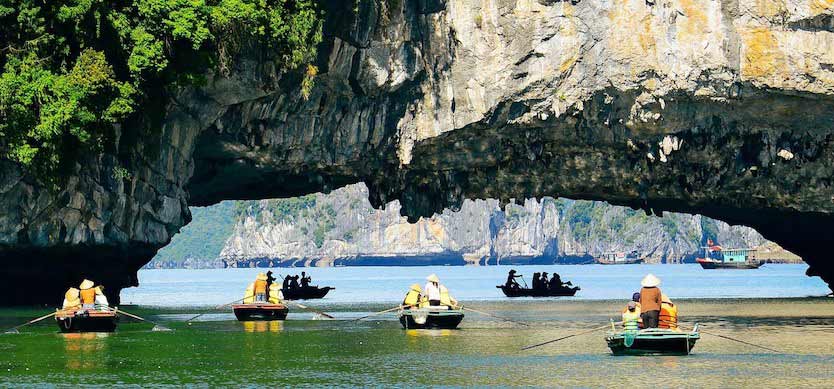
(606, 329, 699, 356)
(697, 259, 762, 269)
(282, 286, 333, 300)
(596, 258, 643, 265)
(496, 285, 579, 297)
(55, 310, 118, 333)
(232, 303, 289, 321)
(398, 308, 464, 329)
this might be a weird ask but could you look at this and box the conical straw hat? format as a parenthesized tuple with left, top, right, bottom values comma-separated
(661, 294, 672, 304)
(410, 284, 422, 292)
(641, 273, 661, 287)
(256, 273, 267, 281)
(79, 279, 95, 290)
(426, 274, 440, 283)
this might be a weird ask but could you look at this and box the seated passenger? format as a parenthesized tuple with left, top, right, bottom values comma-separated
(268, 284, 285, 304)
(62, 287, 81, 310)
(402, 284, 422, 308)
(254, 273, 268, 302)
(243, 282, 256, 304)
(532, 272, 541, 290)
(540, 272, 549, 290)
(439, 285, 458, 309)
(424, 274, 443, 306)
(622, 301, 640, 332)
(658, 294, 678, 330)
(79, 279, 106, 310)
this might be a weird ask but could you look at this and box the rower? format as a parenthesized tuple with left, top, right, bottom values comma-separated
(402, 284, 422, 308)
(505, 270, 522, 289)
(300, 272, 311, 288)
(424, 274, 442, 306)
(62, 287, 81, 310)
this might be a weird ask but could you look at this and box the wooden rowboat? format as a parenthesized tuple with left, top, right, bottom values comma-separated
(55, 309, 118, 333)
(282, 286, 334, 300)
(496, 285, 580, 297)
(398, 307, 464, 329)
(232, 303, 289, 321)
(605, 326, 700, 355)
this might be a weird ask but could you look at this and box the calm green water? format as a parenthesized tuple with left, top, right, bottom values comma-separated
(2, 299, 834, 387)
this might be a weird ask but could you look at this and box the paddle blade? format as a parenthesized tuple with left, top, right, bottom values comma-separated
(4, 328, 20, 335)
(152, 325, 173, 332)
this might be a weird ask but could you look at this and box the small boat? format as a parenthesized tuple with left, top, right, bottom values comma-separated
(596, 252, 643, 265)
(398, 307, 464, 329)
(696, 242, 761, 269)
(606, 326, 700, 355)
(232, 303, 289, 321)
(281, 286, 334, 300)
(55, 309, 119, 333)
(496, 285, 580, 297)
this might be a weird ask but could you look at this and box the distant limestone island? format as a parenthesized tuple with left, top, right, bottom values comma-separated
(148, 184, 801, 269)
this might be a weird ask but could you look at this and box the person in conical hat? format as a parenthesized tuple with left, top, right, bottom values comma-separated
(78, 279, 104, 310)
(254, 273, 269, 302)
(638, 274, 662, 328)
(403, 284, 422, 307)
(62, 287, 81, 310)
(424, 274, 442, 306)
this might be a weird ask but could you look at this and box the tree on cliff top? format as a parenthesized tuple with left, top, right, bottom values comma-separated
(0, 0, 322, 183)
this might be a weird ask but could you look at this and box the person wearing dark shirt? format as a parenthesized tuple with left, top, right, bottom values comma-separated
(300, 272, 311, 288)
(505, 270, 522, 289)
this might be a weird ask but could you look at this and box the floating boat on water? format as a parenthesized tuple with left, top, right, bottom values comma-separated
(596, 251, 643, 265)
(696, 241, 761, 269)
(496, 285, 580, 297)
(55, 309, 118, 333)
(282, 286, 334, 300)
(398, 307, 464, 329)
(232, 303, 289, 321)
(606, 326, 700, 355)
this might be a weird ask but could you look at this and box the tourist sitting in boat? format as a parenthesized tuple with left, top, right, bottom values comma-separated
(289, 275, 300, 289)
(424, 274, 443, 306)
(540, 272, 549, 290)
(300, 272, 311, 288)
(268, 283, 285, 304)
(639, 274, 663, 328)
(439, 284, 459, 309)
(402, 284, 422, 308)
(79, 279, 108, 310)
(62, 287, 81, 310)
(622, 301, 640, 332)
(254, 273, 268, 302)
(505, 270, 522, 289)
(659, 294, 678, 330)
(282, 275, 291, 290)
(532, 272, 542, 290)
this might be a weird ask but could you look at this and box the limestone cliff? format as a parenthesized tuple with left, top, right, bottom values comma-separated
(3, 0, 834, 304)
(218, 183, 777, 266)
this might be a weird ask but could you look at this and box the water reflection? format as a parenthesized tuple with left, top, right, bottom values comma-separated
(405, 329, 453, 338)
(242, 321, 283, 333)
(62, 332, 110, 370)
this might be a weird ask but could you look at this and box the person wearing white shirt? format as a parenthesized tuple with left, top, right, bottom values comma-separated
(424, 274, 442, 306)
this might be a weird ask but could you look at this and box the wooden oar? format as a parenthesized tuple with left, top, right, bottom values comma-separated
(186, 298, 245, 324)
(462, 306, 530, 327)
(3, 311, 57, 334)
(352, 305, 404, 322)
(112, 307, 173, 331)
(521, 322, 620, 351)
(286, 301, 335, 319)
(699, 327, 781, 353)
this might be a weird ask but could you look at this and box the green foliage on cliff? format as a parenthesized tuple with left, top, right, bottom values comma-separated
(151, 201, 238, 267)
(0, 0, 322, 181)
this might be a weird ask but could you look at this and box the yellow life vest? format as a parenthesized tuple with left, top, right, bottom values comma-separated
(268, 287, 283, 304)
(403, 284, 422, 306)
(243, 283, 255, 304)
(439, 286, 453, 307)
(622, 310, 640, 331)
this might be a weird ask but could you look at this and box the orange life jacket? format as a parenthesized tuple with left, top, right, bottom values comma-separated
(254, 279, 268, 294)
(80, 288, 96, 304)
(659, 302, 678, 329)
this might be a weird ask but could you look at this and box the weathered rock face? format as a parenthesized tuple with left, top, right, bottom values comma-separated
(219, 183, 775, 267)
(3, 0, 834, 304)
